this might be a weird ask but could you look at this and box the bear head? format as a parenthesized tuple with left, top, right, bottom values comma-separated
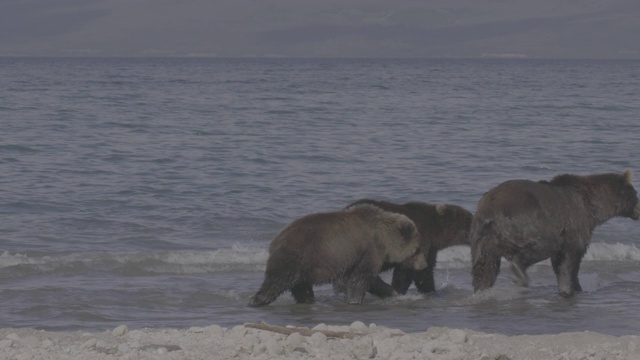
(621, 169, 640, 220)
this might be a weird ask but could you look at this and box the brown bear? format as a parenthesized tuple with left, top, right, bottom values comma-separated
(471, 169, 640, 297)
(337, 199, 473, 297)
(248, 204, 427, 306)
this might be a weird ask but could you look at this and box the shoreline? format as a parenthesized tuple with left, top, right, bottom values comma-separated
(1, 322, 637, 359)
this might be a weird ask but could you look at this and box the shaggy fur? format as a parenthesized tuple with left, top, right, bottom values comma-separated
(248, 204, 426, 306)
(337, 199, 472, 296)
(471, 169, 640, 297)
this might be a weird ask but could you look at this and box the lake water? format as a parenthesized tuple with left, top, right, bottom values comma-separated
(1, 57, 640, 335)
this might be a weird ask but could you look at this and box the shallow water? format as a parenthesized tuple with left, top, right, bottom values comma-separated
(1, 57, 639, 335)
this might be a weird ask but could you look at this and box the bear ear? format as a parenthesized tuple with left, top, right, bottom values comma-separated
(398, 221, 417, 240)
(436, 203, 447, 215)
(624, 168, 633, 184)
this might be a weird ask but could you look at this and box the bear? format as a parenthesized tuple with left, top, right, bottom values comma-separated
(470, 169, 640, 297)
(335, 199, 473, 297)
(248, 204, 427, 306)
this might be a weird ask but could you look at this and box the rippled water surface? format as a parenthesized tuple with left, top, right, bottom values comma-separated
(1, 57, 640, 334)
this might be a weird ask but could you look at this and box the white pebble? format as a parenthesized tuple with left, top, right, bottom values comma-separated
(81, 338, 97, 349)
(6, 333, 20, 341)
(127, 330, 143, 341)
(375, 337, 399, 358)
(187, 327, 205, 333)
(448, 329, 468, 344)
(351, 336, 377, 359)
(243, 333, 260, 348)
(118, 344, 131, 353)
(207, 324, 225, 335)
(252, 343, 267, 355)
(350, 321, 368, 332)
(285, 332, 305, 351)
(15, 353, 33, 360)
(397, 334, 417, 347)
(21, 336, 40, 349)
(421, 339, 455, 356)
(0, 339, 13, 349)
(421, 343, 435, 354)
(309, 331, 327, 346)
(230, 325, 247, 337)
(41, 339, 53, 348)
(112, 325, 128, 337)
(265, 338, 284, 356)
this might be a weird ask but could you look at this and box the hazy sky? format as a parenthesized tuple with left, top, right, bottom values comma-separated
(1, 0, 639, 58)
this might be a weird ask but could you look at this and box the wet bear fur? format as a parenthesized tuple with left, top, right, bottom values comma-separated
(336, 199, 472, 297)
(248, 204, 426, 306)
(471, 169, 640, 297)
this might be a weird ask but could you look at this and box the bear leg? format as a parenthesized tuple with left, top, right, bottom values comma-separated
(413, 268, 436, 294)
(249, 250, 302, 306)
(391, 267, 415, 295)
(291, 282, 315, 304)
(367, 276, 396, 298)
(249, 281, 287, 307)
(509, 260, 530, 288)
(551, 251, 584, 297)
(344, 253, 382, 304)
(248, 275, 292, 307)
(332, 277, 348, 295)
(413, 250, 439, 293)
(346, 278, 369, 304)
(472, 251, 501, 292)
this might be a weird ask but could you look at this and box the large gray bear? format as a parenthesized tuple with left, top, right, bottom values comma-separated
(340, 199, 472, 296)
(248, 204, 427, 306)
(471, 169, 640, 297)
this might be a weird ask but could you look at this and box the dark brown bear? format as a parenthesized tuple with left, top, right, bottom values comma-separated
(339, 200, 472, 296)
(248, 204, 427, 306)
(471, 169, 640, 297)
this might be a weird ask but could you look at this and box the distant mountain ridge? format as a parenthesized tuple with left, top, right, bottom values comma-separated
(1, 0, 638, 58)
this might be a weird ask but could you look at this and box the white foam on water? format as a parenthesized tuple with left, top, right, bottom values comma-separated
(0, 252, 33, 268)
(3, 242, 636, 278)
(0, 245, 270, 276)
(583, 242, 640, 261)
(435, 246, 472, 268)
(435, 242, 640, 269)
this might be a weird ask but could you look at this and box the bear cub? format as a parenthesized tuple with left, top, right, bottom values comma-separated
(249, 204, 427, 306)
(337, 199, 472, 297)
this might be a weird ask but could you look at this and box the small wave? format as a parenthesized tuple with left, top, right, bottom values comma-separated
(0, 245, 269, 278)
(0, 157, 20, 163)
(153, 244, 268, 272)
(584, 243, 640, 261)
(435, 243, 640, 268)
(382, 293, 425, 304)
(434, 246, 472, 268)
(0, 252, 33, 267)
(2, 243, 634, 280)
(520, 165, 554, 172)
(0, 144, 39, 153)
(467, 286, 531, 304)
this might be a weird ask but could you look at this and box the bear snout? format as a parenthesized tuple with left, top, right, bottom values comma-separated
(632, 203, 640, 220)
(403, 252, 428, 271)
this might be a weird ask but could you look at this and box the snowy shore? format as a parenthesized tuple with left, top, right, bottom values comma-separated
(1, 321, 638, 360)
